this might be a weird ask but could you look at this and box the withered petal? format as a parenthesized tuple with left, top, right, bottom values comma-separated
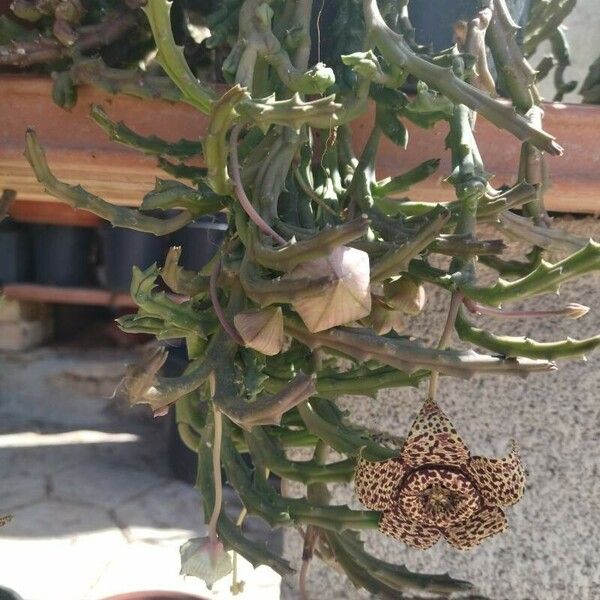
(354, 456, 405, 510)
(443, 506, 507, 550)
(401, 400, 470, 468)
(379, 509, 441, 549)
(467, 443, 526, 507)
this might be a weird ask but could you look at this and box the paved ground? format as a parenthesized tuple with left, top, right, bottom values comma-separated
(0, 346, 280, 600)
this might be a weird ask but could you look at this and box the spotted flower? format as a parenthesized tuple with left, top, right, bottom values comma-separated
(354, 400, 525, 550)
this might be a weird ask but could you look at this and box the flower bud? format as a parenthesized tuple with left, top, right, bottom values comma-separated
(234, 307, 284, 356)
(564, 303, 590, 319)
(362, 295, 405, 335)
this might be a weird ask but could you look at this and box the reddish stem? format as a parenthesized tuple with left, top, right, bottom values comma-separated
(209, 259, 244, 345)
(229, 125, 287, 246)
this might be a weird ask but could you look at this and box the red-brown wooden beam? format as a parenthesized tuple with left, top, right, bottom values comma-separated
(2, 283, 137, 308)
(1, 76, 599, 213)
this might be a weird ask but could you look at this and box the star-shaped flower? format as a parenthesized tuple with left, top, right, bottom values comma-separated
(354, 400, 525, 550)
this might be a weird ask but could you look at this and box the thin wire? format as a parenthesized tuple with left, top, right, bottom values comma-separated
(316, 0, 325, 64)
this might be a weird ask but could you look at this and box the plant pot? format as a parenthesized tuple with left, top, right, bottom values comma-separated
(99, 226, 168, 291)
(0, 586, 24, 600)
(31, 224, 95, 286)
(1, 76, 599, 214)
(100, 593, 207, 600)
(169, 215, 228, 271)
(408, 0, 531, 50)
(163, 344, 198, 484)
(0, 221, 32, 284)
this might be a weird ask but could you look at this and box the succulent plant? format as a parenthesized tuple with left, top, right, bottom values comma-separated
(19, 0, 600, 597)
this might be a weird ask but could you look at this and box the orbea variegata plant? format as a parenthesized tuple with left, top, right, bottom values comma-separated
(23, 0, 600, 596)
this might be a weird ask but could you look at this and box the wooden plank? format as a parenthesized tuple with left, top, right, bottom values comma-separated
(2, 283, 137, 308)
(9, 200, 105, 227)
(1, 76, 599, 213)
(350, 101, 600, 214)
(0, 75, 209, 208)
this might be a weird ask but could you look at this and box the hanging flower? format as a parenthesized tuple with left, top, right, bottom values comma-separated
(354, 400, 525, 550)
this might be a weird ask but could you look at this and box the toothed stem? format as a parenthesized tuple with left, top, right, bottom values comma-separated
(24, 130, 194, 235)
(363, 0, 562, 155)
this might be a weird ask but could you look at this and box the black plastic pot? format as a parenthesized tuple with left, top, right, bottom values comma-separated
(0, 586, 24, 600)
(408, 0, 531, 51)
(169, 215, 228, 271)
(31, 224, 94, 286)
(99, 227, 168, 291)
(0, 221, 32, 284)
(165, 344, 198, 484)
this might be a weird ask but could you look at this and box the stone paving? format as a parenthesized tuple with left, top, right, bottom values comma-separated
(0, 346, 280, 600)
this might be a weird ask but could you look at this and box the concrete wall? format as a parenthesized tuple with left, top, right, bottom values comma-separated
(282, 217, 600, 600)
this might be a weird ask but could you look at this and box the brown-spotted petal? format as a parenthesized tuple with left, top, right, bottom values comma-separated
(467, 443, 525, 507)
(401, 400, 470, 468)
(354, 456, 405, 510)
(379, 509, 441, 549)
(443, 506, 507, 550)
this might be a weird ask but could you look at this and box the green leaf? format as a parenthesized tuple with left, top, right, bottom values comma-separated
(376, 105, 408, 148)
(370, 85, 408, 111)
(0, 15, 36, 44)
(401, 81, 454, 128)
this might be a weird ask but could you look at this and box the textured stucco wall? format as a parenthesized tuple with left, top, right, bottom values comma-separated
(531, 0, 600, 103)
(282, 217, 600, 600)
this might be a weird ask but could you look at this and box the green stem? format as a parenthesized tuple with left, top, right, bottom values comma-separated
(455, 308, 600, 360)
(246, 216, 369, 271)
(462, 241, 600, 307)
(24, 131, 193, 235)
(485, 0, 539, 112)
(143, 0, 216, 113)
(195, 415, 294, 577)
(285, 315, 555, 378)
(297, 399, 401, 460)
(90, 105, 203, 158)
(370, 205, 451, 282)
(220, 422, 380, 531)
(244, 426, 356, 483)
(161, 247, 210, 296)
(364, 0, 562, 155)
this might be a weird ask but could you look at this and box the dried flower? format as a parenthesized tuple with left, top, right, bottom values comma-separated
(283, 246, 371, 332)
(180, 536, 233, 589)
(234, 307, 284, 356)
(354, 400, 525, 549)
(383, 277, 426, 315)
